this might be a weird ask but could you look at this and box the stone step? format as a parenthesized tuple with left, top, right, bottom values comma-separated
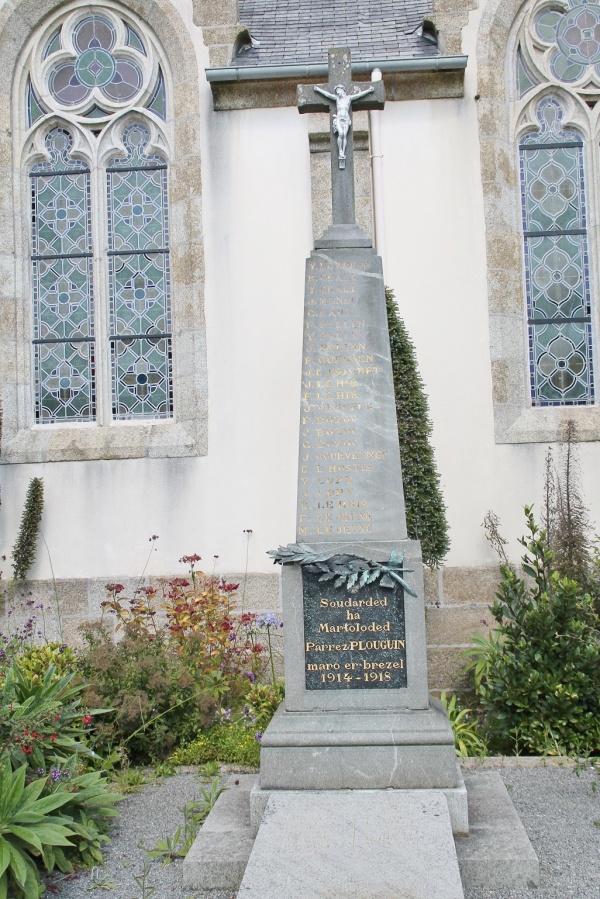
(237, 790, 464, 898)
(183, 771, 540, 894)
(182, 774, 257, 892)
(455, 771, 539, 891)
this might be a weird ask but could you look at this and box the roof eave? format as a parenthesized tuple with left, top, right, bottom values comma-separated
(206, 55, 468, 83)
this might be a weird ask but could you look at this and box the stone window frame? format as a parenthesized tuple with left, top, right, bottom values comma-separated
(478, 0, 600, 442)
(0, 0, 207, 463)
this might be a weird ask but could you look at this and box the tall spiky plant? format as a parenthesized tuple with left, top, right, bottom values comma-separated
(547, 421, 592, 585)
(12, 477, 45, 580)
(385, 288, 449, 568)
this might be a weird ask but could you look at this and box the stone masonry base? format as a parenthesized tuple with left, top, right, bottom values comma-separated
(1, 565, 500, 690)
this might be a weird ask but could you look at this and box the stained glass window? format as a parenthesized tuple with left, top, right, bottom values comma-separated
(30, 128, 95, 422)
(27, 10, 172, 426)
(535, 1, 600, 84)
(520, 97, 594, 405)
(107, 123, 172, 419)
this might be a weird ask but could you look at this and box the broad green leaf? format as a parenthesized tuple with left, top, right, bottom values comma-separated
(5, 826, 42, 853)
(7, 841, 28, 889)
(2, 766, 26, 817)
(17, 793, 73, 818)
(27, 824, 75, 847)
(0, 839, 10, 878)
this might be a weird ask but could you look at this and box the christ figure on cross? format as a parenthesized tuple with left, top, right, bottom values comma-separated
(314, 83, 375, 161)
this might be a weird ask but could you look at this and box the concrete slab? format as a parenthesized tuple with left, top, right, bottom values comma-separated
(238, 790, 464, 898)
(182, 774, 256, 891)
(250, 777, 469, 836)
(455, 771, 539, 891)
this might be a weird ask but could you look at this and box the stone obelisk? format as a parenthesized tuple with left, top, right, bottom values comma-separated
(260, 48, 464, 824)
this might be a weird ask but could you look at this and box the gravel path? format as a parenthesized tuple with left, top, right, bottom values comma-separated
(465, 763, 600, 899)
(44, 763, 599, 898)
(44, 771, 235, 899)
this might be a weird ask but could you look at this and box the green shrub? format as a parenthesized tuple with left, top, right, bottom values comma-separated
(80, 621, 219, 764)
(245, 681, 284, 732)
(172, 722, 260, 767)
(81, 568, 272, 764)
(0, 754, 121, 897)
(439, 692, 487, 758)
(0, 757, 78, 898)
(470, 507, 600, 756)
(386, 288, 449, 568)
(17, 643, 79, 688)
(0, 663, 97, 773)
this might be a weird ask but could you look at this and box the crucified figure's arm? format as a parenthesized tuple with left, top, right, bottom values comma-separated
(314, 86, 338, 102)
(349, 85, 375, 102)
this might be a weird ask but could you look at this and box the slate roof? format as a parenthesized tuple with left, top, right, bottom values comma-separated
(234, 0, 438, 67)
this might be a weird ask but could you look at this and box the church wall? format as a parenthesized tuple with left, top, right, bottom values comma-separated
(3, 0, 600, 691)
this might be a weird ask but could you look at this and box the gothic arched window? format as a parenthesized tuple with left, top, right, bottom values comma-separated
(26, 8, 171, 424)
(515, 0, 600, 407)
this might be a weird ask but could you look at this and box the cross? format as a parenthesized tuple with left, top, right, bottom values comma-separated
(297, 47, 385, 226)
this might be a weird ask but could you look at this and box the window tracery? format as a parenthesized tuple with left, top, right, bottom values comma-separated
(514, 0, 600, 406)
(24, 6, 172, 425)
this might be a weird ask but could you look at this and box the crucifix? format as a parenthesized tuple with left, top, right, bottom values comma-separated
(297, 47, 385, 226)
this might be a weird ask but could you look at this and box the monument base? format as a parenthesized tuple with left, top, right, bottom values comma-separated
(313, 222, 372, 247)
(259, 696, 463, 794)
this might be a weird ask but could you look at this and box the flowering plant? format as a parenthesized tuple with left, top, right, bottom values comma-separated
(82, 556, 274, 762)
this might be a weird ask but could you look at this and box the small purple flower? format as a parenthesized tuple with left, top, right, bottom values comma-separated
(229, 631, 236, 641)
(37, 768, 44, 776)
(50, 768, 62, 782)
(245, 671, 256, 683)
(254, 731, 263, 742)
(256, 614, 283, 629)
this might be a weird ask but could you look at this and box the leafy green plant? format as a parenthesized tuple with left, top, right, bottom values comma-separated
(245, 681, 284, 732)
(12, 478, 44, 581)
(81, 561, 265, 763)
(470, 506, 600, 756)
(462, 630, 503, 692)
(386, 288, 449, 568)
(129, 861, 156, 898)
(439, 692, 487, 758)
(145, 827, 186, 866)
(146, 777, 226, 866)
(111, 768, 147, 794)
(172, 722, 261, 767)
(0, 663, 99, 773)
(196, 776, 226, 814)
(153, 760, 177, 779)
(87, 867, 116, 891)
(0, 757, 79, 898)
(17, 643, 79, 689)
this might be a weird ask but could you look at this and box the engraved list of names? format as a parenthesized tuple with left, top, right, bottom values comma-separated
(297, 248, 407, 543)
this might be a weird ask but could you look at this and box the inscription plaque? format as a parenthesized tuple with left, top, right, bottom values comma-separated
(303, 570, 407, 690)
